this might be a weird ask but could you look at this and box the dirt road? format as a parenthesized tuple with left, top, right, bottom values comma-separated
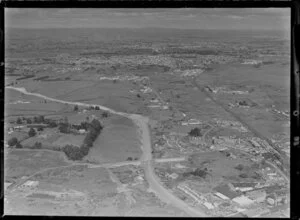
(6, 86, 207, 217)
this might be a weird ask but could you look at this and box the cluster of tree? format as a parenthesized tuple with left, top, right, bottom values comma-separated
(16, 117, 23, 124)
(239, 173, 248, 178)
(126, 157, 138, 161)
(46, 120, 58, 128)
(16, 115, 46, 125)
(188, 127, 203, 137)
(83, 119, 103, 147)
(28, 128, 37, 137)
(62, 119, 103, 160)
(33, 115, 45, 123)
(88, 106, 100, 110)
(58, 122, 71, 134)
(262, 152, 282, 163)
(102, 112, 108, 118)
(29, 142, 42, 149)
(62, 145, 88, 160)
(7, 137, 22, 148)
(238, 100, 249, 106)
(183, 168, 208, 178)
(234, 164, 245, 171)
(72, 121, 90, 131)
(8, 137, 18, 146)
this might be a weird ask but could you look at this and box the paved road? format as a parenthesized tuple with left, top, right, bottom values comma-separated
(7, 86, 207, 217)
(155, 157, 186, 163)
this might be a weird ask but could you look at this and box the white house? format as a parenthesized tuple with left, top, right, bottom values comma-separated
(78, 129, 86, 134)
(20, 180, 39, 189)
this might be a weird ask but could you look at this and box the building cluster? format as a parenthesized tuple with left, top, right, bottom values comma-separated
(206, 86, 249, 95)
(268, 108, 289, 119)
(210, 136, 268, 156)
(98, 75, 149, 82)
(212, 118, 248, 132)
(8, 100, 31, 105)
(180, 69, 205, 77)
(107, 55, 177, 68)
(181, 118, 202, 126)
(147, 96, 169, 110)
(242, 59, 262, 65)
(19, 180, 39, 190)
(260, 167, 286, 185)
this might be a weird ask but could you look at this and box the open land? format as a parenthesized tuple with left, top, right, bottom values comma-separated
(4, 27, 290, 217)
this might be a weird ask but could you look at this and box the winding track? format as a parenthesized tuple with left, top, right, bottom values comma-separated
(6, 86, 207, 217)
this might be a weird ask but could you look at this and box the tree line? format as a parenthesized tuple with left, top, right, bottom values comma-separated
(62, 119, 103, 160)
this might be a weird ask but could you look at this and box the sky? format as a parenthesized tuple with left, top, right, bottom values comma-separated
(5, 8, 290, 31)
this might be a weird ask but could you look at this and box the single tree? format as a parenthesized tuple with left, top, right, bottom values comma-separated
(49, 121, 57, 128)
(235, 164, 244, 171)
(38, 115, 45, 123)
(102, 112, 108, 118)
(8, 137, 18, 146)
(59, 123, 69, 134)
(26, 118, 32, 124)
(74, 105, 79, 111)
(16, 117, 22, 124)
(33, 116, 38, 123)
(90, 119, 103, 131)
(33, 142, 42, 149)
(239, 173, 248, 178)
(28, 128, 36, 137)
(37, 127, 44, 131)
(63, 116, 69, 124)
(15, 142, 23, 149)
(188, 127, 202, 137)
(95, 106, 100, 110)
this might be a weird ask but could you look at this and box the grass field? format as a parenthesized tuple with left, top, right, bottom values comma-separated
(5, 149, 69, 181)
(21, 131, 84, 149)
(5, 88, 69, 117)
(84, 115, 142, 163)
(52, 134, 85, 147)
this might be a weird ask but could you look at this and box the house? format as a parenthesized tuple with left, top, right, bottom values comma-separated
(134, 176, 144, 183)
(232, 195, 255, 207)
(13, 125, 25, 131)
(20, 180, 39, 189)
(214, 192, 230, 200)
(203, 201, 214, 209)
(231, 182, 257, 192)
(78, 129, 86, 134)
(168, 173, 179, 180)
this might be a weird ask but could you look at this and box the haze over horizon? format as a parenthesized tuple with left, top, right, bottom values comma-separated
(5, 8, 290, 32)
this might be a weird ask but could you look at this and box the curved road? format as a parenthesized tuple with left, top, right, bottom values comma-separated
(6, 86, 207, 217)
